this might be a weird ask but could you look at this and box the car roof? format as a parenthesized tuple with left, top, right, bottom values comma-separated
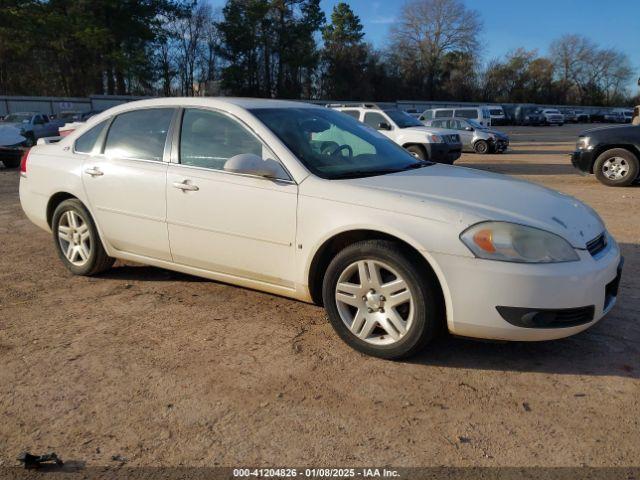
(106, 97, 318, 111)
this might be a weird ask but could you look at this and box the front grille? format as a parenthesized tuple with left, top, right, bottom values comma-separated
(445, 134, 460, 144)
(586, 232, 607, 257)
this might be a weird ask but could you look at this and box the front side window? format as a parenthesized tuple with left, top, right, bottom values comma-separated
(179, 109, 264, 171)
(434, 110, 453, 118)
(104, 108, 174, 161)
(420, 110, 433, 120)
(363, 112, 389, 129)
(251, 107, 425, 180)
(74, 120, 108, 154)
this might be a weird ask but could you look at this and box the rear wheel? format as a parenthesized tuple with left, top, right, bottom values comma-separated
(594, 148, 639, 187)
(474, 140, 489, 154)
(405, 144, 427, 160)
(52, 199, 115, 275)
(322, 240, 442, 360)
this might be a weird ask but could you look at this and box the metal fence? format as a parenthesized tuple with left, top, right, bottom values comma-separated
(0, 94, 630, 117)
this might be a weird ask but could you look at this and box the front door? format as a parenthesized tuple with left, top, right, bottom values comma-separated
(166, 108, 297, 288)
(82, 107, 175, 261)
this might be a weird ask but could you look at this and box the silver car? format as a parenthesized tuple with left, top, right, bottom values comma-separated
(423, 118, 509, 154)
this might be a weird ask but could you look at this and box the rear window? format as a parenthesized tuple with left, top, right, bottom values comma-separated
(74, 120, 108, 154)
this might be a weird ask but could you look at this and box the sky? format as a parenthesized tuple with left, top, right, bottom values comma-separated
(208, 0, 640, 89)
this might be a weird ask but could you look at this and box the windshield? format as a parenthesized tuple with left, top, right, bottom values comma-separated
(251, 107, 426, 180)
(466, 119, 485, 129)
(383, 109, 424, 128)
(2, 113, 31, 123)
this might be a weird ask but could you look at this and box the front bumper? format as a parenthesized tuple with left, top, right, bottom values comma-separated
(0, 145, 26, 160)
(571, 149, 595, 174)
(429, 238, 622, 341)
(426, 142, 462, 164)
(492, 138, 509, 152)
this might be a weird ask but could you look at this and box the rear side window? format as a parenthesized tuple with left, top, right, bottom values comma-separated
(104, 108, 174, 161)
(341, 110, 361, 120)
(74, 120, 108, 154)
(434, 110, 453, 118)
(455, 109, 478, 119)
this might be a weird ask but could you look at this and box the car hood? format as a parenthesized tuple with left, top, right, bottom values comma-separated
(0, 124, 26, 146)
(581, 125, 638, 137)
(342, 165, 604, 248)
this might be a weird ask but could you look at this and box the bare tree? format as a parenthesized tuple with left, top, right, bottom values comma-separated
(389, 0, 482, 99)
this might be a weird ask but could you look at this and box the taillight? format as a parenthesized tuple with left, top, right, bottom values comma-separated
(20, 148, 30, 176)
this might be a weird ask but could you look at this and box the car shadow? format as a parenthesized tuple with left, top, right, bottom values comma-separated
(98, 264, 207, 282)
(460, 162, 577, 176)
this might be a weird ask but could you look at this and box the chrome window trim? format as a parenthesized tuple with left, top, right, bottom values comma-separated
(172, 106, 296, 184)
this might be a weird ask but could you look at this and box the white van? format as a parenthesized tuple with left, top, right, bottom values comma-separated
(419, 106, 492, 127)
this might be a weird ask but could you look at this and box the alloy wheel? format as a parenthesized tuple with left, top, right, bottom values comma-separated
(57, 210, 91, 266)
(602, 157, 629, 180)
(334, 259, 414, 346)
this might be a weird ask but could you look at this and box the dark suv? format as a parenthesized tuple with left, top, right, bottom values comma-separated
(571, 124, 640, 186)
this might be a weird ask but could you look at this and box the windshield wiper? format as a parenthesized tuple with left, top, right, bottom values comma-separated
(331, 169, 403, 179)
(403, 160, 434, 170)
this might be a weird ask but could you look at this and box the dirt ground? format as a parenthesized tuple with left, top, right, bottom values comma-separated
(0, 124, 638, 469)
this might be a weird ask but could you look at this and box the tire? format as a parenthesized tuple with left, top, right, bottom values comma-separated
(51, 199, 115, 275)
(3, 157, 20, 169)
(405, 144, 427, 160)
(593, 148, 639, 187)
(322, 240, 443, 360)
(474, 140, 489, 154)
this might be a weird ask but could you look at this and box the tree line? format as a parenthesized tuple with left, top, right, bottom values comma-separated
(1, 0, 637, 106)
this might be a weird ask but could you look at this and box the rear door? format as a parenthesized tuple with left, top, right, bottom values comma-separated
(81, 107, 176, 261)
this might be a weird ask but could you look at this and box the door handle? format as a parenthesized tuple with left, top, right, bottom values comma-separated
(84, 167, 103, 177)
(173, 180, 199, 192)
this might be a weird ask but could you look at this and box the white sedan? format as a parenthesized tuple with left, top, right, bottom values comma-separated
(19, 98, 623, 359)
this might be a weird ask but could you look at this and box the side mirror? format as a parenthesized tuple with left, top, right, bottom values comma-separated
(377, 122, 391, 131)
(224, 153, 288, 180)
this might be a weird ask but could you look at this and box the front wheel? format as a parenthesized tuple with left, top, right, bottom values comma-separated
(593, 148, 639, 187)
(474, 140, 489, 154)
(52, 199, 115, 275)
(405, 144, 427, 160)
(322, 240, 442, 359)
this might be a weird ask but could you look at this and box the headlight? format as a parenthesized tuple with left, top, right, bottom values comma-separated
(460, 222, 579, 263)
(576, 137, 591, 150)
(428, 134, 443, 143)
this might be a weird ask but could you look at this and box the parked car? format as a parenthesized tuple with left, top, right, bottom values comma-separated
(622, 110, 633, 123)
(590, 110, 607, 123)
(486, 105, 507, 125)
(571, 124, 640, 187)
(561, 109, 578, 123)
(329, 104, 462, 164)
(423, 118, 509, 154)
(419, 106, 492, 127)
(603, 111, 626, 123)
(574, 110, 591, 123)
(19, 98, 623, 359)
(540, 109, 564, 126)
(0, 112, 61, 168)
(510, 105, 546, 126)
